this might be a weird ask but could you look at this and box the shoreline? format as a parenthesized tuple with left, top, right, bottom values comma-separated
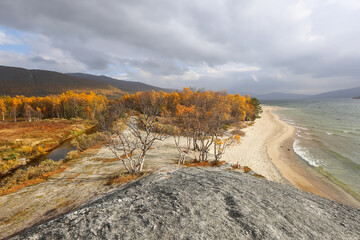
(224, 106, 360, 209)
(265, 106, 360, 209)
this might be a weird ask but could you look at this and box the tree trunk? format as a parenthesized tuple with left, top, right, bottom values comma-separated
(139, 155, 145, 172)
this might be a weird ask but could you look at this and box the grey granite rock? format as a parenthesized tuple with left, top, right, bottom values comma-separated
(12, 167, 360, 239)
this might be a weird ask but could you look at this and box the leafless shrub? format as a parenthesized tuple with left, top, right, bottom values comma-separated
(100, 92, 168, 173)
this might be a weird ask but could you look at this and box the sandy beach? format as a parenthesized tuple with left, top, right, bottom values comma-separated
(225, 106, 360, 209)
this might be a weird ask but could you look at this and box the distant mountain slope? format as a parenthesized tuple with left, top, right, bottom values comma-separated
(255, 92, 309, 100)
(67, 73, 172, 93)
(0, 65, 172, 98)
(311, 86, 360, 99)
(255, 86, 360, 100)
(0, 65, 125, 97)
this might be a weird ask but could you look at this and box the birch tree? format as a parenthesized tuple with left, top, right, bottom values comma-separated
(101, 91, 168, 173)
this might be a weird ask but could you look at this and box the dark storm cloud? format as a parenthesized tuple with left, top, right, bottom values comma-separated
(0, 0, 360, 93)
(30, 56, 57, 65)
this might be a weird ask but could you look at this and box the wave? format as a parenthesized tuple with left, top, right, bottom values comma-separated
(295, 126, 309, 131)
(282, 118, 295, 124)
(293, 139, 322, 167)
(326, 132, 333, 135)
(282, 117, 293, 121)
(296, 133, 312, 140)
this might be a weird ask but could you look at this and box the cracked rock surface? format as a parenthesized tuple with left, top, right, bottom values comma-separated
(13, 167, 360, 239)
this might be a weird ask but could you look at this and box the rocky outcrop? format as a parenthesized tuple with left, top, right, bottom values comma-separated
(13, 166, 360, 239)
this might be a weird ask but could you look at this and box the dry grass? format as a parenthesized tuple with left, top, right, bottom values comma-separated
(0, 210, 29, 226)
(247, 121, 255, 127)
(106, 172, 146, 186)
(0, 119, 88, 141)
(72, 132, 107, 152)
(0, 162, 69, 196)
(65, 173, 81, 182)
(230, 129, 246, 137)
(102, 158, 120, 163)
(184, 160, 226, 167)
(0, 119, 90, 174)
(0, 178, 46, 197)
(55, 200, 74, 210)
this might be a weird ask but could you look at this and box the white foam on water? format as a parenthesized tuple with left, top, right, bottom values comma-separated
(282, 118, 295, 124)
(293, 139, 321, 167)
(296, 126, 309, 130)
(326, 132, 333, 135)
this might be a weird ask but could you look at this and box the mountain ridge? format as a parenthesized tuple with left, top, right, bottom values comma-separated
(0, 65, 171, 98)
(311, 86, 360, 99)
(66, 73, 172, 93)
(257, 86, 360, 100)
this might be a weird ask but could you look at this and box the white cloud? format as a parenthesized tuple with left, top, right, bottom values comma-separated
(0, 30, 19, 45)
(113, 73, 130, 80)
(252, 74, 259, 83)
(289, 1, 312, 20)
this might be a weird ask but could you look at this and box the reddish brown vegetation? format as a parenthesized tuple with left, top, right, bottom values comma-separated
(252, 174, 265, 178)
(243, 166, 252, 173)
(232, 163, 242, 169)
(184, 160, 226, 167)
(0, 119, 87, 141)
(65, 173, 81, 182)
(106, 172, 145, 185)
(102, 158, 120, 163)
(0, 119, 89, 175)
(0, 163, 69, 196)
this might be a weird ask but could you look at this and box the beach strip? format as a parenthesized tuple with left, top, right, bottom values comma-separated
(224, 106, 360, 209)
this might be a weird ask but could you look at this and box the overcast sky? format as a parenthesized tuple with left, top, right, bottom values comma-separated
(0, 0, 360, 94)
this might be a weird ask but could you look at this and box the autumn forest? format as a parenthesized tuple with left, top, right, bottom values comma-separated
(0, 88, 261, 196)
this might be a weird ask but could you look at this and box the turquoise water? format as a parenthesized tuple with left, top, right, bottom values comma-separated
(263, 99, 360, 199)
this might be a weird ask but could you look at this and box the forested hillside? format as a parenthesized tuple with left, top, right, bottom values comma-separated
(67, 73, 171, 93)
(0, 65, 169, 98)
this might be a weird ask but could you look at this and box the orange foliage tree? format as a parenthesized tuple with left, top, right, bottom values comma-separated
(0, 98, 6, 121)
(0, 91, 108, 121)
(115, 88, 256, 164)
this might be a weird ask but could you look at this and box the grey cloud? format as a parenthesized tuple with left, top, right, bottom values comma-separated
(30, 56, 57, 65)
(124, 59, 187, 76)
(0, 0, 360, 93)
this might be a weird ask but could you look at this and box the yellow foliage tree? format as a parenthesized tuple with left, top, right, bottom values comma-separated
(0, 99, 6, 121)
